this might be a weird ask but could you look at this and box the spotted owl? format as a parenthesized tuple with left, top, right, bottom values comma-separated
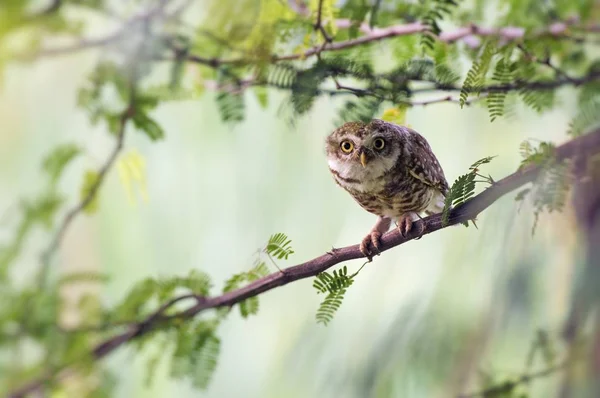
(325, 119, 449, 258)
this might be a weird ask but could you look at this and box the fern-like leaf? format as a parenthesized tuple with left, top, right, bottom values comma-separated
(216, 91, 244, 124)
(487, 58, 514, 122)
(519, 88, 555, 113)
(460, 42, 496, 107)
(531, 162, 571, 235)
(420, 0, 461, 51)
(170, 320, 221, 389)
(442, 156, 495, 226)
(264, 63, 298, 89)
(223, 261, 270, 318)
(265, 233, 294, 260)
(313, 266, 355, 325)
(336, 97, 383, 126)
(519, 140, 555, 169)
(568, 98, 600, 137)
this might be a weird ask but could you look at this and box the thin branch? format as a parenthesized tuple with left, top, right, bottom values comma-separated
(516, 44, 576, 83)
(457, 360, 570, 398)
(20, 0, 178, 59)
(9, 127, 600, 398)
(37, 104, 134, 286)
(314, 0, 333, 43)
(241, 19, 599, 63)
(23, 16, 598, 64)
(411, 69, 600, 94)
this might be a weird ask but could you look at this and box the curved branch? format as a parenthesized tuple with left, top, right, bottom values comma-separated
(37, 105, 134, 287)
(9, 128, 600, 398)
(458, 360, 570, 397)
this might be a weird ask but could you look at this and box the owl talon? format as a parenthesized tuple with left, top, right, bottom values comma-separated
(360, 231, 382, 260)
(397, 216, 413, 238)
(413, 221, 427, 240)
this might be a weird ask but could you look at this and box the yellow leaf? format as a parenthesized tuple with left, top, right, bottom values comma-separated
(381, 106, 409, 125)
(117, 149, 149, 206)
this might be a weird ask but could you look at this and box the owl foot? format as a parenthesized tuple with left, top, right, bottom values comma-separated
(397, 212, 426, 239)
(360, 231, 382, 260)
(359, 216, 392, 260)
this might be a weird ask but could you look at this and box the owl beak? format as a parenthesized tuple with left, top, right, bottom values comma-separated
(360, 152, 367, 167)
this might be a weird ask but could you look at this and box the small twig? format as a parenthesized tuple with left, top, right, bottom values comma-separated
(457, 360, 570, 398)
(516, 44, 576, 83)
(37, 104, 134, 287)
(314, 0, 333, 43)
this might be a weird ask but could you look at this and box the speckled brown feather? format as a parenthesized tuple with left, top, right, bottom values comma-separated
(326, 119, 448, 219)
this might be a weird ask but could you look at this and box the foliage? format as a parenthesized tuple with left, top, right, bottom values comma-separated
(420, 0, 462, 51)
(516, 140, 572, 234)
(460, 41, 496, 107)
(223, 261, 270, 318)
(442, 156, 495, 226)
(313, 265, 358, 325)
(0, 0, 599, 395)
(264, 232, 295, 260)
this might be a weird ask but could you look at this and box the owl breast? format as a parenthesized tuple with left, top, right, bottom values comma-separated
(328, 157, 440, 218)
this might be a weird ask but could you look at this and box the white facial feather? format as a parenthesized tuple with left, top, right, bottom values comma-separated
(327, 148, 398, 193)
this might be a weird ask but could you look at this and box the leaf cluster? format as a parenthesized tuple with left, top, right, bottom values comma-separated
(313, 265, 360, 325)
(442, 156, 495, 226)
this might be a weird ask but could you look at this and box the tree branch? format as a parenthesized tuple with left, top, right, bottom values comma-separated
(9, 127, 600, 398)
(37, 105, 134, 288)
(458, 360, 570, 397)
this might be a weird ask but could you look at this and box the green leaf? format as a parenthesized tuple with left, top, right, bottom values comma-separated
(132, 111, 165, 141)
(58, 271, 110, 285)
(313, 266, 355, 325)
(216, 91, 245, 124)
(442, 156, 495, 226)
(253, 86, 269, 109)
(265, 233, 294, 260)
(80, 170, 101, 214)
(487, 58, 515, 122)
(223, 261, 269, 318)
(568, 98, 600, 137)
(460, 41, 496, 107)
(170, 320, 221, 389)
(42, 144, 81, 185)
(420, 0, 461, 51)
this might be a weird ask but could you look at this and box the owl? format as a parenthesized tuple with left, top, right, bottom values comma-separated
(325, 119, 449, 258)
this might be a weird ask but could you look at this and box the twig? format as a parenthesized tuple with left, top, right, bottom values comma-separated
(37, 105, 133, 287)
(457, 360, 570, 398)
(9, 127, 600, 398)
(516, 44, 576, 83)
(19, 0, 178, 60)
(411, 70, 600, 94)
(23, 17, 597, 64)
(314, 0, 333, 43)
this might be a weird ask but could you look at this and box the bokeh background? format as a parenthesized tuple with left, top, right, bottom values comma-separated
(0, 1, 585, 397)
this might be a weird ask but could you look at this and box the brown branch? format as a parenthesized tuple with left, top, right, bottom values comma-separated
(314, 0, 332, 43)
(24, 15, 598, 64)
(457, 360, 570, 398)
(234, 19, 599, 63)
(412, 69, 600, 95)
(37, 105, 134, 286)
(9, 128, 600, 398)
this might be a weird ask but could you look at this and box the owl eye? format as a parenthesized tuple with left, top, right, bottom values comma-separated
(373, 138, 385, 150)
(340, 140, 354, 153)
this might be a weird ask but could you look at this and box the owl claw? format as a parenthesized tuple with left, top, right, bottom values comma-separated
(397, 216, 413, 238)
(397, 214, 426, 239)
(360, 231, 382, 260)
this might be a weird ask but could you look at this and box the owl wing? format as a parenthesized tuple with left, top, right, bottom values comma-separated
(404, 128, 450, 196)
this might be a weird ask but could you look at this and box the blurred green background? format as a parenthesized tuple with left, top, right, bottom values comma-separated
(0, 1, 583, 397)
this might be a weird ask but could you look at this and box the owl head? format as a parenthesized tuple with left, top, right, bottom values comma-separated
(325, 119, 404, 178)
